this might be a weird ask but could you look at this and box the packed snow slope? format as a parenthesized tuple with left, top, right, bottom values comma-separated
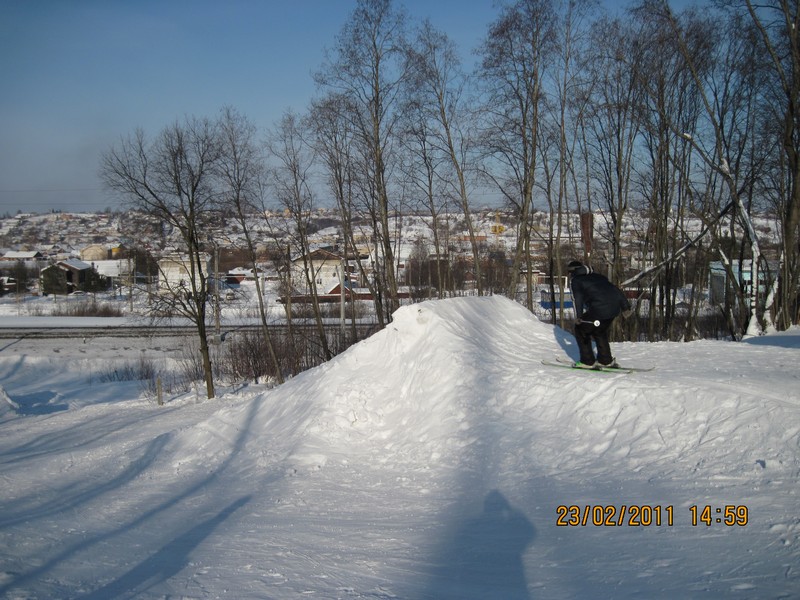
(0, 295, 799, 599)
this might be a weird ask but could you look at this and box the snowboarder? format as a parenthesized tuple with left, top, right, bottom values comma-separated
(567, 260, 632, 369)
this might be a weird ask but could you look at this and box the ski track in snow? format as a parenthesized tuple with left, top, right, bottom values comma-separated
(0, 295, 798, 598)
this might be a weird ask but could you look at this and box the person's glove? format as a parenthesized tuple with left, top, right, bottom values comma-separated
(621, 309, 632, 318)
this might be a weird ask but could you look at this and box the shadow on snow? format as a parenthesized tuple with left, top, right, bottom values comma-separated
(424, 490, 535, 600)
(80, 495, 251, 600)
(0, 399, 263, 598)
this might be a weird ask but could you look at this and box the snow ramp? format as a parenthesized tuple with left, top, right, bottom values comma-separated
(165, 294, 799, 597)
(188, 294, 797, 487)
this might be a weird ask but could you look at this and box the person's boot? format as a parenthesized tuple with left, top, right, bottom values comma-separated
(574, 361, 599, 369)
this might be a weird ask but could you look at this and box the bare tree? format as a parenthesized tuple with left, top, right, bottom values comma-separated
(315, 0, 409, 324)
(216, 107, 285, 384)
(310, 92, 382, 336)
(541, 0, 597, 326)
(406, 19, 484, 295)
(654, 1, 776, 337)
(743, 0, 800, 329)
(266, 111, 332, 362)
(582, 16, 645, 283)
(478, 0, 557, 308)
(396, 106, 452, 299)
(633, 5, 707, 341)
(101, 117, 220, 398)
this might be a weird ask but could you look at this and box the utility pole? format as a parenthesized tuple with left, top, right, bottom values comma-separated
(214, 243, 221, 341)
(128, 256, 133, 311)
(337, 260, 346, 344)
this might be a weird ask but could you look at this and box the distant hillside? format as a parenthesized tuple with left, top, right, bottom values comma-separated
(0, 208, 782, 269)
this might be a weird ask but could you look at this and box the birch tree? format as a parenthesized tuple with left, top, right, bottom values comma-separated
(655, 1, 775, 337)
(266, 111, 332, 361)
(216, 107, 285, 383)
(634, 6, 706, 340)
(406, 19, 483, 295)
(315, 0, 408, 324)
(478, 0, 557, 309)
(101, 117, 220, 399)
(310, 93, 375, 338)
(743, 0, 800, 329)
(583, 16, 645, 283)
(396, 102, 452, 298)
(542, 0, 596, 326)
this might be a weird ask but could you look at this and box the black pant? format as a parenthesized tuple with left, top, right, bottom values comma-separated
(574, 317, 614, 365)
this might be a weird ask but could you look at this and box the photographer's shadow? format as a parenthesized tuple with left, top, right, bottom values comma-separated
(426, 490, 535, 599)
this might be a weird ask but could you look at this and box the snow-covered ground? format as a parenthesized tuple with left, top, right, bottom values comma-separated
(0, 295, 798, 599)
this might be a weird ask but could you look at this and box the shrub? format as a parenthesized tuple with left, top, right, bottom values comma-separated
(51, 300, 124, 317)
(94, 355, 159, 383)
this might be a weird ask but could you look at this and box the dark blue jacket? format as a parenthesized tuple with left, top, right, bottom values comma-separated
(570, 266, 630, 320)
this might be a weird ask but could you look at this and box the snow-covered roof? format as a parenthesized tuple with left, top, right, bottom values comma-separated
(89, 259, 130, 278)
(2, 250, 43, 260)
(58, 258, 92, 271)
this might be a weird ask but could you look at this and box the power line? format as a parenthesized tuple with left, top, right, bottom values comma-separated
(0, 188, 103, 194)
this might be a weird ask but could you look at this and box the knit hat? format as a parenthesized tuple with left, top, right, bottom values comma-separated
(567, 260, 584, 273)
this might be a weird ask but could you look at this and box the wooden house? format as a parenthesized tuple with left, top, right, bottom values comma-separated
(40, 259, 99, 295)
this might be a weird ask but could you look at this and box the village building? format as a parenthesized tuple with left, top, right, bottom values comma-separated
(80, 243, 126, 262)
(278, 248, 371, 304)
(39, 259, 108, 295)
(157, 253, 212, 293)
(708, 260, 780, 305)
(37, 244, 73, 261)
(225, 266, 268, 284)
(88, 259, 141, 290)
(287, 249, 364, 295)
(1, 250, 45, 262)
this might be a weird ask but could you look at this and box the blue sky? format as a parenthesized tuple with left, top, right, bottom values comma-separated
(0, 0, 636, 214)
(0, 0, 502, 214)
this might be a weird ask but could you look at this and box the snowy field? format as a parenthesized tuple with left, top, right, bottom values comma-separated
(0, 295, 798, 599)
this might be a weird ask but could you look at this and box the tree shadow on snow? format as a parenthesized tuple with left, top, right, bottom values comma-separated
(11, 390, 68, 415)
(743, 331, 800, 349)
(424, 490, 535, 599)
(79, 495, 251, 600)
(0, 398, 263, 599)
(0, 433, 172, 529)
